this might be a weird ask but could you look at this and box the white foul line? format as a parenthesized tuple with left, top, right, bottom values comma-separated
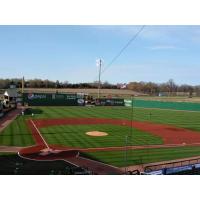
(30, 120, 50, 149)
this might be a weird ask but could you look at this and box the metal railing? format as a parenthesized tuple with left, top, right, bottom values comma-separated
(145, 157, 200, 172)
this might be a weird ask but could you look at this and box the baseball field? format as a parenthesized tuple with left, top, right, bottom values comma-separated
(2, 100, 200, 170)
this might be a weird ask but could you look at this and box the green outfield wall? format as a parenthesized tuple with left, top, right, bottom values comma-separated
(125, 99, 200, 111)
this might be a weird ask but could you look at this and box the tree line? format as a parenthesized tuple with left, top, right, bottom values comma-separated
(127, 79, 199, 96)
(0, 78, 118, 89)
(1, 78, 200, 96)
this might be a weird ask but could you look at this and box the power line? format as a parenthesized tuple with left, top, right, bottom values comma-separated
(93, 25, 145, 82)
(100, 25, 145, 77)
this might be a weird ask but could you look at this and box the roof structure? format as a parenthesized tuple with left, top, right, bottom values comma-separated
(4, 88, 18, 97)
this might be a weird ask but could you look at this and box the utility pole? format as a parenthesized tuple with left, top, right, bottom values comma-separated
(97, 59, 102, 98)
(21, 76, 25, 108)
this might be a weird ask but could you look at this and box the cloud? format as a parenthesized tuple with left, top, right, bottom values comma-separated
(93, 26, 200, 47)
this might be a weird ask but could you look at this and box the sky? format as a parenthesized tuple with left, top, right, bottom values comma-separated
(0, 25, 200, 85)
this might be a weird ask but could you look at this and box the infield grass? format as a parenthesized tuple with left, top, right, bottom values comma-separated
(40, 124, 163, 148)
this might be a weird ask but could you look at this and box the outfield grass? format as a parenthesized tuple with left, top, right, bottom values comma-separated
(2, 105, 200, 147)
(31, 106, 200, 131)
(85, 146, 200, 167)
(40, 124, 162, 148)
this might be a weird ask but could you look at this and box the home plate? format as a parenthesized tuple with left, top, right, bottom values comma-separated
(39, 148, 61, 156)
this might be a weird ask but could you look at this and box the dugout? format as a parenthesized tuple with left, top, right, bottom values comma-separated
(23, 92, 85, 106)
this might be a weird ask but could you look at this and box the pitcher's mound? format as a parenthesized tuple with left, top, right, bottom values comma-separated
(86, 131, 108, 137)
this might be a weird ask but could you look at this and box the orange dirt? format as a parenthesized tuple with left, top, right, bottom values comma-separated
(86, 131, 108, 136)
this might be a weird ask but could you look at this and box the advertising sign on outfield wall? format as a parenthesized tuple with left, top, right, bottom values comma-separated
(95, 98, 124, 106)
(124, 99, 132, 107)
(77, 98, 85, 106)
(23, 93, 81, 106)
(28, 93, 46, 100)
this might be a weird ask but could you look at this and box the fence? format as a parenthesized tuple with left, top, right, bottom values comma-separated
(144, 157, 200, 173)
(125, 99, 200, 111)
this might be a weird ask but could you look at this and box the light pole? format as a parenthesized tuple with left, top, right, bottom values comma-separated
(96, 59, 102, 99)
